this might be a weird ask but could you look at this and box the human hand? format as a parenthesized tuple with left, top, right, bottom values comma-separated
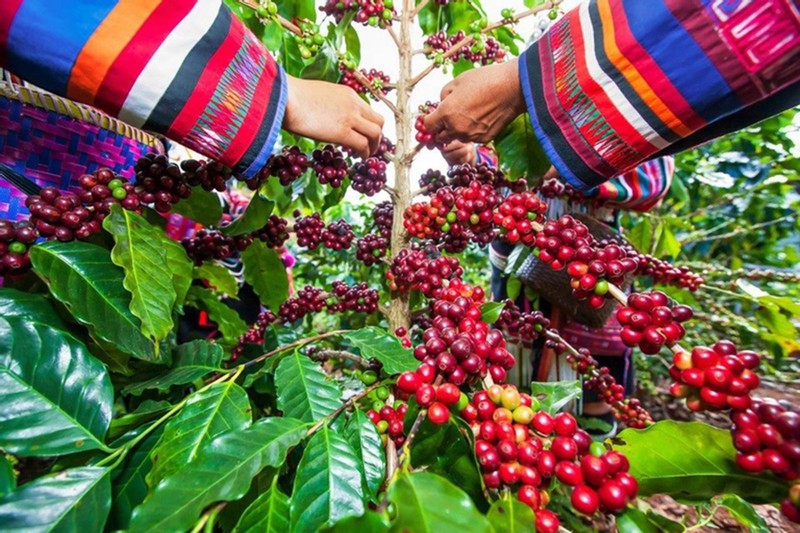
(441, 140, 476, 166)
(423, 59, 526, 145)
(283, 76, 384, 158)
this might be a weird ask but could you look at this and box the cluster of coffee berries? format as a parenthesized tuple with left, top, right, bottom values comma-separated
(495, 300, 551, 342)
(326, 281, 379, 313)
(460, 385, 637, 530)
(27, 187, 95, 242)
(418, 169, 446, 193)
(266, 146, 309, 186)
(404, 181, 501, 248)
(355, 233, 388, 266)
(535, 177, 591, 203)
(182, 159, 236, 192)
(782, 486, 800, 524)
(616, 291, 692, 354)
(292, 20, 325, 59)
(294, 212, 325, 250)
(386, 247, 463, 296)
(423, 31, 505, 66)
(415, 102, 441, 149)
(133, 153, 192, 212)
(182, 229, 250, 265)
(367, 400, 408, 448)
(0, 220, 36, 274)
(494, 191, 548, 246)
(372, 201, 393, 239)
(669, 340, 760, 412)
(414, 278, 516, 384)
(731, 402, 799, 481)
(623, 245, 705, 291)
(321, 0, 394, 26)
(278, 286, 326, 323)
(447, 163, 523, 192)
(251, 214, 290, 248)
(396, 371, 468, 425)
(311, 145, 349, 188)
(321, 219, 355, 251)
(350, 156, 387, 196)
(339, 67, 391, 98)
(231, 310, 277, 361)
(395, 326, 412, 348)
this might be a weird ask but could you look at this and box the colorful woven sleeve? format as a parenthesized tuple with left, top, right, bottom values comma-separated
(595, 156, 674, 212)
(0, 0, 285, 177)
(519, 0, 800, 193)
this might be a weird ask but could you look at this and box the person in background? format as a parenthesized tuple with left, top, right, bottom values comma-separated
(0, 0, 384, 172)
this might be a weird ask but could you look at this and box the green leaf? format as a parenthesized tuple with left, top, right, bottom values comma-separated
(495, 115, 551, 182)
(194, 263, 239, 297)
(530, 380, 582, 414)
(0, 287, 66, 329)
(343, 24, 361, 64)
(146, 381, 252, 488)
(275, 352, 341, 423)
(506, 276, 522, 301)
(221, 194, 274, 236)
(616, 506, 684, 533)
(480, 302, 505, 324)
(653, 223, 682, 258)
(169, 186, 223, 227)
(612, 421, 787, 503)
(130, 417, 307, 532)
(186, 287, 249, 343)
(627, 217, 654, 254)
(123, 341, 224, 396)
(108, 426, 164, 530)
(758, 295, 800, 316)
(161, 235, 194, 308)
(0, 317, 113, 456)
(387, 472, 492, 533)
(717, 494, 769, 533)
(233, 480, 290, 533)
(345, 327, 417, 375)
(0, 467, 110, 532)
(241, 241, 290, 314)
(290, 425, 365, 533)
(344, 410, 386, 498)
(0, 455, 15, 498)
(30, 241, 156, 360)
(486, 496, 535, 533)
(108, 400, 171, 440)
(417, 0, 442, 34)
(103, 205, 176, 342)
(323, 511, 390, 532)
(301, 43, 340, 82)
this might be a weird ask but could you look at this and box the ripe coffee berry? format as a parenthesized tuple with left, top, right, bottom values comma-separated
(571, 485, 600, 515)
(321, 219, 355, 251)
(355, 234, 388, 266)
(350, 156, 387, 196)
(311, 145, 349, 187)
(415, 102, 441, 149)
(427, 402, 450, 425)
(266, 146, 309, 185)
(616, 291, 691, 354)
(294, 212, 325, 250)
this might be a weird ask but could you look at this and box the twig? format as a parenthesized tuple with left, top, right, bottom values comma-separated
(410, 0, 431, 18)
(385, 439, 398, 483)
(237, 0, 303, 36)
(409, 1, 559, 87)
(243, 330, 349, 369)
(403, 143, 424, 164)
(350, 69, 400, 116)
(307, 382, 382, 436)
(683, 215, 794, 245)
(313, 349, 373, 368)
(386, 25, 401, 48)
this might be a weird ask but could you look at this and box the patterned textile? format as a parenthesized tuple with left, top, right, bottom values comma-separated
(0, 0, 286, 177)
(521, 0, 800, 192)
(596, 156, 674, 212)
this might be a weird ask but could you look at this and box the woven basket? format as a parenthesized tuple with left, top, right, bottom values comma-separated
(0, 75, 164, 220)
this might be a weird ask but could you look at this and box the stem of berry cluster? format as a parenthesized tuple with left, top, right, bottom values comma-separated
(387, 0, 415, 333)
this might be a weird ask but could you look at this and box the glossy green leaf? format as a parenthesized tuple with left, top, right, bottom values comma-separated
(530, 380, 582, 414)
(717, 494, 769, 533)
(0, 287, 65, 329)
(0, 467, 110, 532)
(495, 115, 551, 183)
(161, 235, 193, 308)
(108, 400, 171, 440)
(233, 481, 290, 533)
(323, 510, 390, 532)
(241, 241, 289, 313)
(30, 241, 156, 360)
(169, 186, 223, 227)
(486, 496, 535, 533)
(344, 410, 386, 498)
(130, 417, 307, 532)
(0, 455, 14, 498)
(506, 276, 522, 301)
(480, 301, 505, 324)
(275, 352, 341, 423)
(108, 426, 164, 530)
(653, 223, 681, 258)
(0, 317, 113, 456)
(103, 205, 176, 342)
(345, 327, 417, 375)
(123, 341, 224, 396)
(194, 263, 239, 297)
(186, 286, 249, 343)
(627, 217, 654, 254)
(616, 506, 684, 533)
(301, 43, 340, 82)
(146, 381, 252, 488)
(221, 194, 274, 236)
(387, 472, 492, 533)
(290, 425, 365, 533)
(612, 421, 787, 503)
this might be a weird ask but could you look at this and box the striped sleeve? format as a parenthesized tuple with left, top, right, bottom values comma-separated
(0, 0, 285, 177)
(519, 0, 800, 193)
(595, 156, 674, 212)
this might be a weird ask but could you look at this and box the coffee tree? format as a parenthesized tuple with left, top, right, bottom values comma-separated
(0, 0, 797, 532)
